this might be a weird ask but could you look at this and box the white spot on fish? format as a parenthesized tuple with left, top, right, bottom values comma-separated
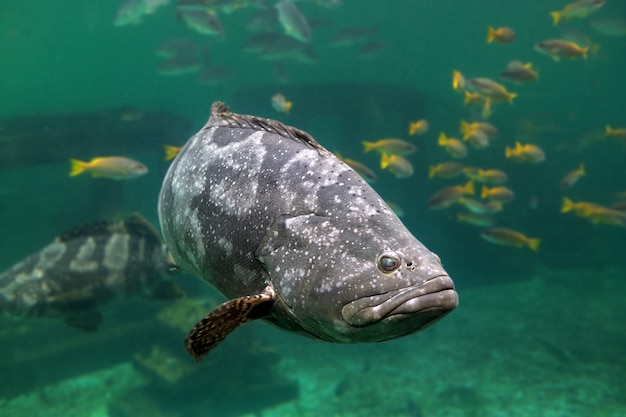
(36, 241, 66, 270)
(103, 233, 130, 271)
(70, 237, 99, 272)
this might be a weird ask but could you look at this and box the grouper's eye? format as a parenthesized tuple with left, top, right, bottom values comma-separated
(377, 251, 401, 273)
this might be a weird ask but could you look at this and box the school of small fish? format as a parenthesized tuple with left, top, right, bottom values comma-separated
(108, 0, 626, 250)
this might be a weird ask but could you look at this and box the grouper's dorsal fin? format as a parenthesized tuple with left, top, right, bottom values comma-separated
(206, 101, 329, 154)
(58, 213, 160, 243)
(58, 220, 112, 242)
(122, 213, 162, 243)
(184, 285, 275, 362)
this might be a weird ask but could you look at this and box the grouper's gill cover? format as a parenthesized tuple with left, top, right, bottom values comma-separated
(158, 102, 458, 361)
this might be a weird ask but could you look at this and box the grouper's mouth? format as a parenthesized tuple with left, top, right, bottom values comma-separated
(341, 275, 458, 328)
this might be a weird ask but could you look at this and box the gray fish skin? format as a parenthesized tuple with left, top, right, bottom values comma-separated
(159, 102, 457, 346)
(0, 215, 170, 324)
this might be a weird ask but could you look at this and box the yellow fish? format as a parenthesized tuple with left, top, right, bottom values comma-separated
(481, 228, 541, 252)
(550, 0, 605, 25)
(487, 26, 516, 44)
(534, 39, 588, 61)
(587, 208, 626, 227)
(271, 93, 293, 114)
(69, 156, 148, 180)
(380, 153, 414, 178)
(500, 61, 539, 84)
(427, 181, 474, 209)
(462, 93, 493, 119)
(164, 145, 182, 161)
(505, 141, 546, 163)
(408, 119, 429, 136)
(362, 138, 416, 155)
(438, 133, 468, 159)
(466, 77, 517, 104)
(428, 161, 464, 179)
(459, 120, 499, 140)
(457, 197, 503, 215)
(452, 69, 466, 92)
(466, 168, 509, 184)
(605, 125, 626, 140)
(561, 197, 605, 217)
(456, 212, 496, 227)
(562, 198, 626, 226)
(481, 185, 515, 203)
(335, 152, 378, 183)
(560, 163, 585, 190)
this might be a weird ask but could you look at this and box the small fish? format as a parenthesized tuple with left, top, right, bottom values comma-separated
(427, 181, 475, 210)
(178, 9, 225, 37)
(157, 54, 203, 76)
(164, 145, 182, 161)
(381, 153, 414, 179)
(560, 26, 600, 55)
(590, 16, 626, 37)
(464, 130, 490, 149)
(459, 120, 499, 140)
(438, 133, 468, 159)
(456, 212, 496, 227)
(481, 186, 515, 203)
(605, 125, 626, 140)
(469, 168, 509, 184)
(487, 26, 516, 44)
(276, 0, 311, 43)
(69, 156, 148, 179)
(271, 93, 293, 114)
(586, 208, 626, 227)
(452, 69, 466, 92)
(335, 152, 378, 183)
(458, 198, 503, 214)
(408, 119, 429, 136)
(561, 197, 605, 217)
(505, 141, 546, 163)
(534, 39, 588, 61)
(428, 161, 464, 179)
(562, 198, 626, 226)
(560, 163, 585, 190)
(362, 139, 416, 156)
(114, 0, 148, 26)
(481, 228, 541, 251)
(466, 78, 517, 104)
(155, 39, 203, 58)
(114, 0, 168, 26)
(500, 61, 539, 83)
(550, 0, 605, 25)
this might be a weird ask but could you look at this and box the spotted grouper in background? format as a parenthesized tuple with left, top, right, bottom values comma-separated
(0, 214, 181, 331)
(158, 102, 458, 362)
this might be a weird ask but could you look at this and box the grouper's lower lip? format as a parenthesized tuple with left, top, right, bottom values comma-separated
(341, 275, 458, 327)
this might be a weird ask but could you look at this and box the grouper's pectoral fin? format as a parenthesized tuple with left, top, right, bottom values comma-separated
(184, 285, 275, 362)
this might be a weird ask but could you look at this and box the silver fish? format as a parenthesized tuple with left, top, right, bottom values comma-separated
(158, 102, 458, 361)
(0, 214, 179, 331)
(275, 0, 311, 43)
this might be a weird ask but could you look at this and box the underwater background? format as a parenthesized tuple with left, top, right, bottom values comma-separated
(1, 0, 625, 416)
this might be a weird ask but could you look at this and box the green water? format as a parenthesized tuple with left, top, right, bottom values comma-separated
(1, 1, 625, 416)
